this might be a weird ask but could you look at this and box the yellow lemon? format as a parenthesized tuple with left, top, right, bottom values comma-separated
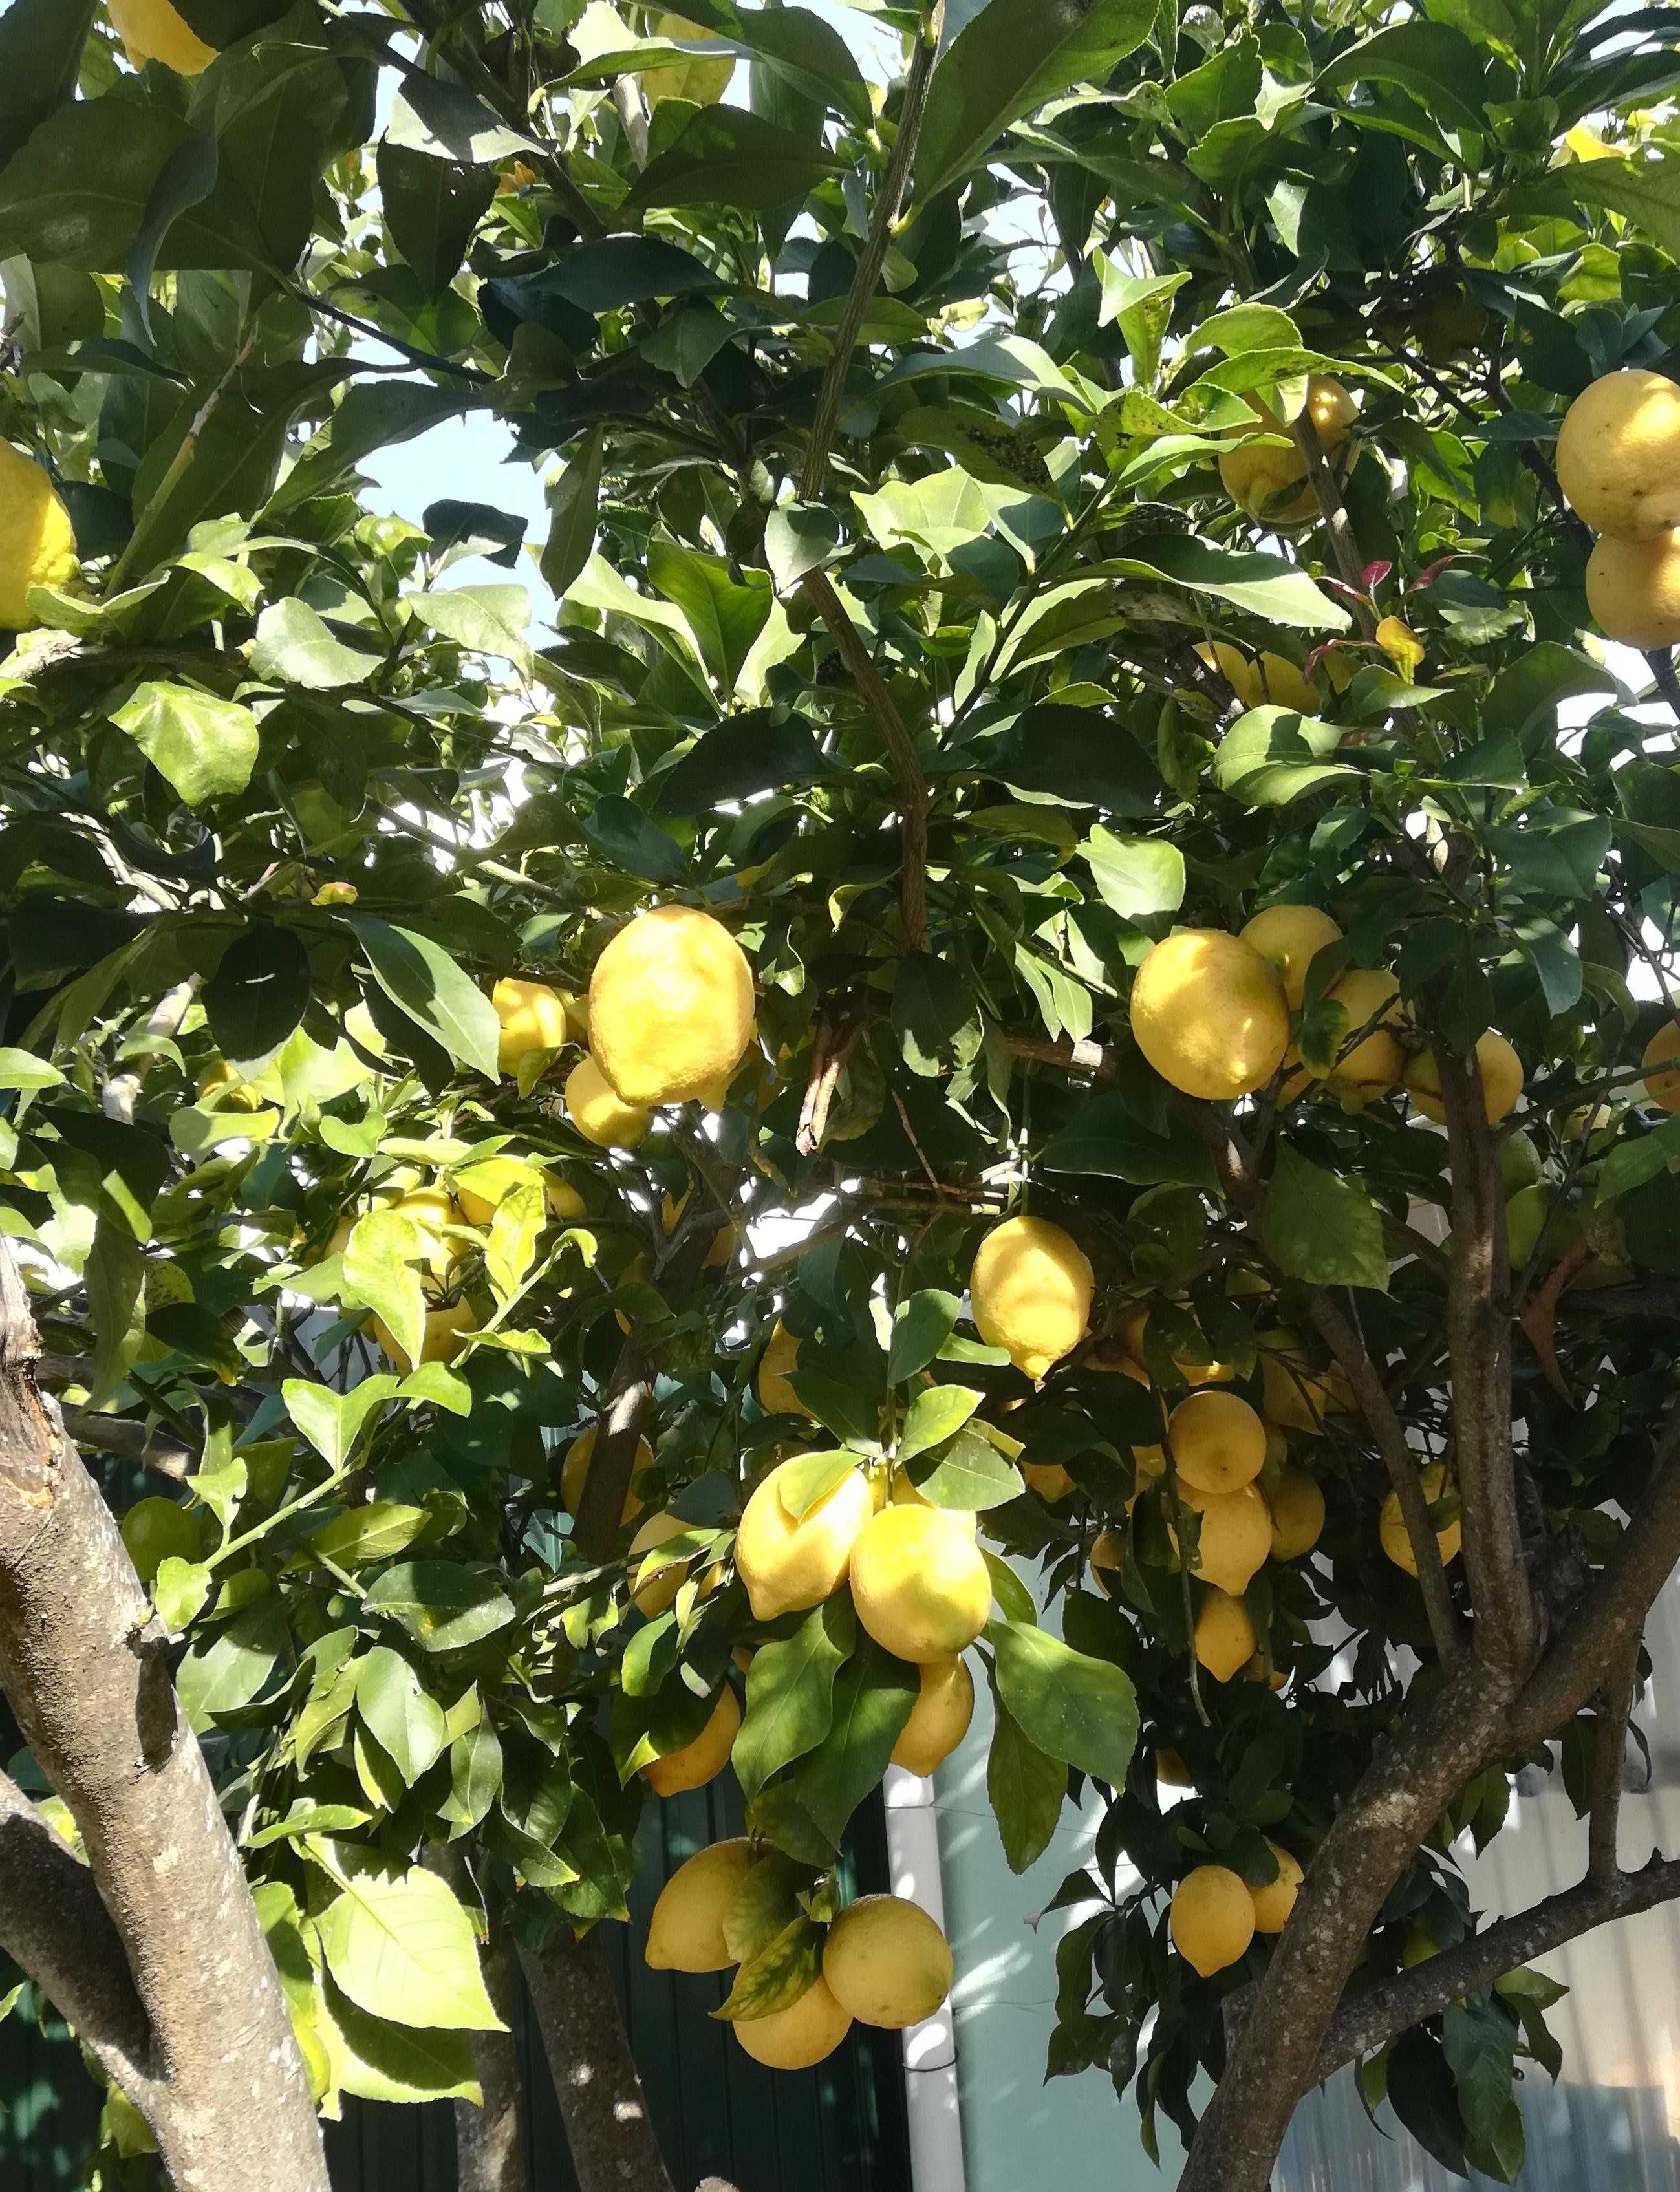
(1406, 1031, 1523, 1126)
(561, 1424, 652, 1528)
(1130, 930, 1289, 1102)
(1258, 1329, 1353, 1434)
(565, 1055, 651, 1149)
(197, 1058, 265, 1113)
(1267, 1467, 1326, 1561)
(1170, 1865, 1256, 1976)
(1120, 1304, 1232, 1386)
(1381, 1461, 1461, 1577)
(391, 1187, 465, 1285)
(629, 1512, 722, 1617)
(1643, 1021, 1680, 1111)
(645, 1839, 757, 1972)
(643, 11, 736, 103)
(1216, 378, 1357, 525)
(371, 1299, 476, 1374)
(969, 1213, 1093, 1378)
(891, 1655, 975, 1774)
(732, 1976, 853, 2068)
(1315, 968, 1405, 1104)
(643, 1686, 740, 1796)
(888, 1474, 978, 1534)
(1556, 369, 1680, 537)
(1168, 1390, 1265, 1496)
(109, 0, 215, 72)
(735, 1457, 873, 1620)
(1586, 528, 1680, 648)
(1170, 1481, 1271, 1596)
(1021, 1459, 1076, 1501)
(848, 1505, 992, 1663)
(1194, 1588, 1257, 1682)
(823, 1896, 953, 2028)
(1238, 904, 1344, 1012)
(1196, 642, 1317, 716)
(1249, 1841, 1304, 1934)
(0, 445, 79, 628)
(757, 1320, 811, 1417)
(491, 976, 571, 1076)
(588, 906, 755, 1106)
(455, 1155, 584, 1227)
(1090, 1527, 1126, 1596)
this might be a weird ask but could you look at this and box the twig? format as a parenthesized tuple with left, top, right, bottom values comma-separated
(891, 1086, 945, 1196)
(1519, 1236, 1593, 1401)
(107, 332, 257, 587)
(1292, 407, 1377, 639)
(796, 999, 865, 1156)
(1589, 1639, 1637, 1887)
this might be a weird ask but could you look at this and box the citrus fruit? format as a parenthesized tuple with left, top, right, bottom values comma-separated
(1406, 1031, 1523, 1126)
(371, 1299, 475, 1373)
(1643, 1021, 1680, 1112)
(822, 1896, 953, 2028)
(1267, 1467, 1326, 1560)
(1381, 1461, 1461, 1576)
(1238, 904, 1343, 1011)
(732, 1975, 852, 2068)
(1170, 1481, 1271, 1595)
(643, 1686, 739, 1796)
(1130, 930, 1289, 1102)
(109, 0, 215, 72)
(1194, 1588, 1257, 1682)
(1586, 528, 1680, 648)
(0, 446, 79, 628)
(561, 1424, 652, 1527)
(645, 1839, 757, 1972)
(757, 1320, 810, 1417)
(848, 1504, 992, 1662)
(491, 976, 570, 1077)
(1556, 368, 1680, 537)
(121, 1496, 202, 1584)
(969, 1214, 1093, 1379)
(1321, 969, 1405, 1104)
(1258, 1329, 1353, 1433)
(1168, 1390, 1266, 1495)
(1170, 1865, 1256, 1976)
(890, 1655, 975, 1774)
(455, 1155, 583, 1227)
(1196, 642, 1317, 716)
(629, 1512, 720, 1617)
(588, 905, 755, 1106)
(735, 1456, 872, 1620)
(1249, 1841, 1304, 1934)
(565, 1055, 651, 1149)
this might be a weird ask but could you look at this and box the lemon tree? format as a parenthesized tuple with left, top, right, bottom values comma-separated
(1, 3, 1680, 2192)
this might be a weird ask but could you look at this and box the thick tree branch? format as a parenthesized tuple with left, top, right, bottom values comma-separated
(519, 1929, 675, 2192)
(58, 1403, 193, 1479)
(1589, 1640, 1637, 1888)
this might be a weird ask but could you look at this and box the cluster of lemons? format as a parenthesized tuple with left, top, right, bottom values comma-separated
(1557, 367, 1680, 649)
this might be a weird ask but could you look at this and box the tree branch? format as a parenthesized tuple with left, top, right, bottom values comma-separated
(58, 1404, 193, 1480)
(518, 1929, 675, 2192)
(1589, 1639, 1637, 1888)
(1291, 406, 1377, 639)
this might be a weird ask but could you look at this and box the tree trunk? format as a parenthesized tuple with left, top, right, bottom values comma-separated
(0, 1248, 327, 2191)
(518, 1928, 676, 2192)
(455, 1920, 527, 2192)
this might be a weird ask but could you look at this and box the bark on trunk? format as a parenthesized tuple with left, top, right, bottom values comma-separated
(517, 1928, 675, 2192)
(454, 1911, 527, 2192)
(0, 1247, 327, 2192)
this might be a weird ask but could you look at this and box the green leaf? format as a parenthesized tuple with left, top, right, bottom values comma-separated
(186, 1420, 245, 1542)
(309, 1502, 430, 1569)
(1545, 150, 1680, 262)
(439, 1723, 503, 1834)
(908, 1426, 1024, 1510)
(177, 1600, 286, 1726)
(153, 1556, 212, 1635)
(1110, 537, 1351, 629)
(987, 1618, 1138, 1789)
(794, 1640, 918, 1843)
(892, 952, 980, 1076)
(484, 1180, 544, 1309)
(204, 925, 312, 1064)
(251, 600, 383, 690)
(365, 1562, 515, 1653)
(1443, 1997, 1524, 2181)
(384, 73, 539, 164)
(1317, 20, 1489, 135)
(349, 917, 502, 1082)
(377, 142, 497, 297)
(0, 0, 96, 166)
(714, 1918, 824, 2023)
(1041, 1091, 1218, 1189)
(640, 299, 735, 387)
(984, 1549, 1038, 1626)
(0, 1047, 64, 1091)
(1211, 707, 1359, 808)
(541, 425, 605, 601)
(356, 1647, 448, 1786)
(655, 710, 830, 814)
(111, 682, 259, 805)
(412, 585, 533, 676)
(579, 795, 687, 884)
(84, 1218, 143, 1408)
(625, 106, 843, 210)
(1183, 302, 1302, 357)
(285, 1375, 401, 1470)
(765, 501, 842, 592)
(1261, 1144, 1390, 1292)
(1081, 829, 1185, 919)
(987, 1694, 1066, 1873)
(990, 704, 1163, 816)
(343, 1212, 427, 1375)
(731, 1596, 856, 1801)
(316, 1864, 503, 2031)
(773, 1450, 861, 1521)
(1093, 261, 1189, 385)
(899, 1384, 984, 1463)
(321, 1984, 482, 2105)
(888, 1289, 964, 1383)
(647, 539, 773, 693)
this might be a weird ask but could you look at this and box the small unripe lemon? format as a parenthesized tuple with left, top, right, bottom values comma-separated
(643, 1686, 739, 1796)
(561, 1424, 652, 1528)
(823, 1895, 953, 2028)
(371, 1298, 476, 1374)
(891, 1655, 975, 1774)
(1157, 1746, 1192, 1787)
(1500, 1128, 1544, 1196)
(1556, 369, 1680, 537)
(1197, 642, 1318, 716)
(735, 1457, 873, 1620)
(565, 1055, 651, 1149)
(1130, 930, 1289, 1102)
(1258, 1329, 1353, 1434)
(455, 1155, 584, 1228)
(1239, 904, 1343, 1012)
(757, 1320, 811, 1417)
(733, 1975, 852, 2068)
(1249, 1841, 1304, 1934)
(645, 1839, 756, 1971)
(1642, 1021, 1680, 1112)
(848, 1505, 992, 1663)
(629, 1512, 721, 1617)
(109, 0, 215, 72)
(1170, 1865, 1255, 1977)
(491, 976, 571, 1076)
(1381, 1462, 1461, 1576)
(1267, 1467, 1326, 1560)
(1586, 528, 1680, 649)
(1168, 1390, 1266, 1496)
(1170, 1481, 1271, 1596)
(1322, 969, 1406, 1104)
(1194, 1588, 1257, 1682)
(1406, 1031, 1523, 1126)
(121, 1496, 202, 1584)
(588, 906, 755, 1106)
(969, 1214, 1093, 1379)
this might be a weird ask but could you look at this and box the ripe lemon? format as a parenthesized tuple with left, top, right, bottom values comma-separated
(643, 11, 736, 103)
(732, 1975, 852, 2068)
(455, 1155, 583, 1227)
(565, 1055, 651, 1149)
(0, 444, 78, 630)
(109, 0, 215, 72)
(1196, 642, 1317, 716)
(1194, 1587, 1256, 1682)
(888, 1474, 978, 1534)
(1216, 378, 1357, 526)
(588, 905, 755, 1106)
(1170, 1481, 1271, 1596)
(891, 1655, 975, 1774)
(1258, 1329, 1353, 1434)
(390, 1187, 466, 1285)
(1249, 1841, 1304, 1934)
(823, 1896, 953, 2028)
(1556, 369, 1680, 537)
(643, 1686, 739, 1796)
(1320, 969, 1405, 1103)
(1121, 1304, 1231, 1385)
(1644, 1021, 1680, 1111)
(371, 1298, 476, 1373)
(848, 1505, 992, 1663)
(1021, 1459, 1075, 1501)
(491, 976, 570, 1076)
(1381, 1461, 1461, 1576)
(561, 1424, 652, 1528)
(757, 1320, 811, 1417)
(1090, 1527, 1125, 1596)
(1130, 930, 1289, 1102)
(1239, 904, 1343, 1012)
(1170, 1865, 1255, 1977)
(629, 1512, 722, 1617)
(735, 1457, 873, 1620)
(645, 1838, 757, 1971)
(1168, 1390, 1265, 1495)
(1267, 1467, 1326, 1560)
(1406, 1031, 1523, 1126)
(969, 1214, 1093, 1379)
(1586, 528, 1680, 648)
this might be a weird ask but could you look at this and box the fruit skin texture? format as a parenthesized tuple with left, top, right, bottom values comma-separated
(1267, 1467, 1326, 1560)
(1170, 1481, 1271, 1596)
(588, 905, 755, 1106)
(1556, 369, 1680, 538)
(372, 1299, 475, 1374)
(1322, 969, 1406, 1103)
(1406, 1030, 1523, 1126)
(121, 1495, 202, 1584)
(823, 1895, 954, 2028)
(0, 444, 79, 628)
(892, 1655, 975, 1773)
(561, 1424, 651, 1527)
(1381, 1462, 1462, 1576)
(1249, 1841, 1304, 1934)
(455, 1155, 584, 1228)
(1239, 903, 1343, 1012)
(1643, 1021, 1680, 1112)
(109, 0, 215, 72)
(969, 1214, 1093, 1379)
(1197, 643, 1317, 716)
(733, 1975, 853, 2068)
(643, 1686, 740, 1796)
(757, 1319, 811, 1417)
(645, 1839, 757, 1972)
(848, 1504, 992, 1663)
(1170, 1865, 1256, 1977)
(1168, 1390, 1267, 1495)
(1586, 528, 1680, 649)
(1194, 1589, 1257, 1682)
(1131, 929, 1290, 1102)
(491, 976, 570, 1075)
(565, 1055, 651, 1149)
(735, 1457, 873, 1620)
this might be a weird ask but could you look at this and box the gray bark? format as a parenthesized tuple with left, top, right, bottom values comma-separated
(518, 1928, 675, 2192)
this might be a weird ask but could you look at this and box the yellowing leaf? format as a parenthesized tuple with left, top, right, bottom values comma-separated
(1376, 615, 1425, 680)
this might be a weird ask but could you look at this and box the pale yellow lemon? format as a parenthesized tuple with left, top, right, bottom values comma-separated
(848, 1505, 992, 1664)
(1217, 377, 1357, 525)
(1130, 930, 1289, 1102)
(1267, 1467, 1326, 1560)
(588, 906, 755, 1106)
(109, 0, 215, 72)
(389, 1187, 465, 1285)
(1586, 529, 1680, 648)
(1194, 1588, 1257, 1682)
(1249, 1841, 1304, 1934)
(491, 976, 571, 1076)
(371, 1298, 476, 1374)
(1381, 1461, 1461, 1577)
(565, 1055, 651, 1148)
(561, 1424, 652, 1527)
(1170, 1481, 1271, 1596)
(1644, 1021, 1680, 1111)
(823, 1896, 953, 2028)
(1197, 642, 1317, 716)
(1168, 1390, 1266, 1496)
(645, 1839, 757, 1971)
(735, 1457, 872, 1620)
(0, 444, 79, 628)
(1258, 1329, 1354, 1434)
(643, 1686, 739, 1796)
(1321, 969, 1406, 1103)
(1406, 1031, 1523, 1126)
(757, 1320, 811, 1417)
(455, 1155, 584, 1227)
(629, 1512, 722, 1617)
(891, 1656, 975, 1774)
(1556, 369, 1680, 537)
(1239, 904, 1344, 1012)
(1170, 1865, 1256, 1976)
(969, 1214, 1093, 1379)
(1021, 1460, 1076, 1501)
(1120, 1304, 1232, 1386)
(733, 1976, 852, 2068)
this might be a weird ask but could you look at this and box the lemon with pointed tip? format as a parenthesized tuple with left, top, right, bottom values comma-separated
(1556, 368, 1680, 538)
(643, 1686, 739, 1796)
(565, 1055, 651, 1149)
(1406, 1031, 1523, 1126)
(0, 444, 79, 630)
(109, 0, 215, 72)
(1249, 1841, 1304, 1934)
(1267, 1467, 1326, 1561)
(1194, 1588, 1257, 1682)
(757, 1320, 811, 1417)
(1170, 1864, 1256, 1976)
(890, 1656, 975, 1774)
(733, 1975, 853, 2068)
(588, 905, 755, 1106)
(1381, 1462, 1461, 1576)
(735, 1456, 873, 1620)
(1239, 904, 1344, 1013)
(1170, 1481, 1271, 1596)
(823, 1896, 953, 2028)
(848, 1505, 991, 1664)
(1130, 930, 1289, 1102)
(561, 1424, 652, 1528)
(969, 1214, 1093, 1379)
(1168, 1391, 1266, 1496)
(645, 1839, 757, 1972)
